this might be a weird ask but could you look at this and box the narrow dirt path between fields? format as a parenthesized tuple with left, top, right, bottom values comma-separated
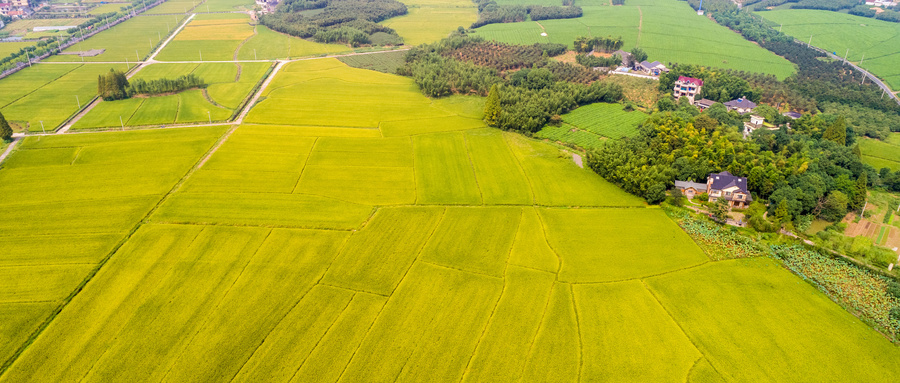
(636, 6, 643, 46)
(233, 26, 257, 61)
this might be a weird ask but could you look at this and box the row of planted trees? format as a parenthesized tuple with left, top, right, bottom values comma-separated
(98, 69, 205, 101)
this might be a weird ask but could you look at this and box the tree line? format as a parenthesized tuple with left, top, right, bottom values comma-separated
(471, 0, 582, 28)
(573, 36, 624, 53)
(260, 0, 407, 47)
(98, 69, 206, 101)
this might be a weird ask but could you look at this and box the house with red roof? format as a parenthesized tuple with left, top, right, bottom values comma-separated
(673, 76, 703, 104)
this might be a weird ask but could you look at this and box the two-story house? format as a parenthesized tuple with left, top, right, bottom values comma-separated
(673, 76, 703, 104)
(675, 171, 752, 208)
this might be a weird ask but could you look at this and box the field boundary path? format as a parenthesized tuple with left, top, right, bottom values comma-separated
(637, 6, 643, 46)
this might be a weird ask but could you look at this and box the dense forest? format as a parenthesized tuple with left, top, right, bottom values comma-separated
(399, 34, 621, 132)
(471, 0, 582, 28)
(260, 0, 407, 46)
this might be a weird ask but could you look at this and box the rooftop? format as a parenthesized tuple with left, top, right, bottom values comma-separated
(724, 98, 757, 109)
(677, 76, 703, 87)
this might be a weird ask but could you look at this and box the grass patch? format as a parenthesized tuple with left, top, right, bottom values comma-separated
(337, 50, 407, 74)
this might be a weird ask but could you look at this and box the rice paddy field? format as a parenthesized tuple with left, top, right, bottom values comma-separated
(860, 135, 900, 171)
(234, 25, 351, 60)
(0, 63, 129, 132)
(155, 15, 253, 61)
(757, 9, 900, 90)
(1, 8, 899, 379)
(203, 0, 255, 12)
(45, 14, 187, 63)
(382, 0, 478, 46)
(473, 0, 796, 79)
(72, 61, 270, 129)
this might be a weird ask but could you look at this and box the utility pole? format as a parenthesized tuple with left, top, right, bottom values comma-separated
(136, 50, 140, 60)
(843, 48, 849, 65)
(40, 121, 45, 134)
(199, 50, 202, 61)
(126, 57, 129, 69)
(25, 51, 31, 67)
(207, 110, 211, 123)
(76, 95, 80, 109)
(120, 116, 125, 130)
(807, 35, 812, 48)
(254, 49, 257, 60)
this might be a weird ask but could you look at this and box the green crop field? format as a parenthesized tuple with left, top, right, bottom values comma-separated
(473, 0, 796, 79)
(46, 15, 186, 63)
(859, 136, 900, 171)
(0, 126, 226, 369)
(757, 9, 900, 90)
(560, 102, 648, 139)
(0, 63, 129, 131)
(382, 0, 478, 46)
(72, 62, 270, 129)
(156, 16, 253, 61)
(87, 3, 123, 15)
(203, 0, 255, 12)
(1, 51, 899, 382)
(235, 25, 351, 60)
(144, 0, 200, 14)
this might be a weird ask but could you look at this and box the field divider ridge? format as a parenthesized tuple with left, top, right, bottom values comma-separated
(638, 280, 716, 380)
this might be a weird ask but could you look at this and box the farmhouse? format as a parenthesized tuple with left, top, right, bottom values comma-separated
(742, 114, 765, 139)
(612, 49, 632, 66)
(673, 76, 703, 104)
(694, 98, 716, 110)
(724, 97, 756, 114)
(674, 180, 707, 199)
(636, 60, 668, 76)
(675, 171, 752, 208)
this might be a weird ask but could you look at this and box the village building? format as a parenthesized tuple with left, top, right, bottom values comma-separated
(723, 97, 756, 114)
(675, 171, 753, 208)
(865, 0, 897, 7)
(673, 76, 703, 104)
(612, 49, 632, 66)
(694, 98, 716, 111)
(636, 60, 668, 76)
(782, 111, 802, 120)
(743, 114, 765, 139)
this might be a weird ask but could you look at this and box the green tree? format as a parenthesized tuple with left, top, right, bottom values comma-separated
(820, 191, 849, 222)
(483, 84, 501, 127)
(709, 198, 730, 224)
(887, 280, 900, 299)
(774, 199, 790, 226)
(670, 187, 684, 207)
(0, 111, 12, 142)
(629, 46, 647, 64)
(851, 172, 867, 210)
(645, 183, 666, 205)
(852, 143, 861, 158)
(822, 116, 847, 145)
